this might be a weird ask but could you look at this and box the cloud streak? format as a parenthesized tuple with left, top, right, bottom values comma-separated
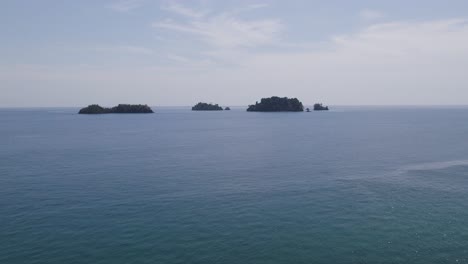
(359, 9, 385, 21)
(93, 45, 154, 54)
(153, 3, 282, 49)
(162, 2, 208, 18)
(109, 0, 145, 12)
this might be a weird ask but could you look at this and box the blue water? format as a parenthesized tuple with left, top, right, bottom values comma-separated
(1, 106, 468, 263)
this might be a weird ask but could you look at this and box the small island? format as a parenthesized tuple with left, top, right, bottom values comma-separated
(192, 102, 223, 111)
(313, 103, 329, 111)
(224, 107, 231, 110)
(78, 104, 154, 114)
(247, 96, 304, 112)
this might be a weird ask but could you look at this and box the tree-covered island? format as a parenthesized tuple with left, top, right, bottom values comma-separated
(247, 96, 304, 112)
(78, 104, 154, 114)
(192, 102, 223, 111)
(313, 103, 329, 111)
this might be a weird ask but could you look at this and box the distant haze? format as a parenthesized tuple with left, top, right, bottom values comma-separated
(2, 0, 468, 107)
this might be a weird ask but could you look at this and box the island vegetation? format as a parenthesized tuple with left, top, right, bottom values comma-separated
(313, 103, 329, 111)
(247, 96, 304, 112)
(192, 102, 223, 111)
(225, 107, 231, 110)
(78, 104, 154, 114)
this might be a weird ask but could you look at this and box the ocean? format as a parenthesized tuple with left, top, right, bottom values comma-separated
(1, 106, 468, 263)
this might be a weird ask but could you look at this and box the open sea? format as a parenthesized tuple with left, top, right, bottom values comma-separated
(1, 106, 468, 264)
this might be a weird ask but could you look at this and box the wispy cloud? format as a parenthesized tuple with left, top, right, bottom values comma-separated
(109, 0, 145, 12)
(359, 9, 385, 21)
(228, 3, 270, 15)
(162, 2, 208, 18)
(247, 3, 269, 10)
(153, 3, 282, 49)
(92, 45, 154, 54)
(166, 53, 190, 62)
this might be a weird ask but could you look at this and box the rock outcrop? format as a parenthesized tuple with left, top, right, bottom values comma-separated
(78, 104, 154, 114)
(247, 97, 304, 112)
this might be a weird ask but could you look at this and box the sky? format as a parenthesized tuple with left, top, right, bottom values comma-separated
(1, 0, 468, 107)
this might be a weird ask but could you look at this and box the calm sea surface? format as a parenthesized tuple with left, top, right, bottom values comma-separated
(1, 106, 468, 264)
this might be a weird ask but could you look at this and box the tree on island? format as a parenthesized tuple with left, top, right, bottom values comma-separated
(192, 102, 223, 111)
(79, 104, 107, 114)
(78, 104, 154, 114)
(313, 103, 329, 111)
(247, 96, 304, 112)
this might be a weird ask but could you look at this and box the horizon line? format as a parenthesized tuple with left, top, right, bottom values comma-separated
(2, 104, 468, 109)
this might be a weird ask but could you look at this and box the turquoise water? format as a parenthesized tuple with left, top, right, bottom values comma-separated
(1, 106, 468, 263)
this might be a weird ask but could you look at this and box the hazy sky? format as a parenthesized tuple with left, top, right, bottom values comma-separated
(2, 0, 468, 107)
